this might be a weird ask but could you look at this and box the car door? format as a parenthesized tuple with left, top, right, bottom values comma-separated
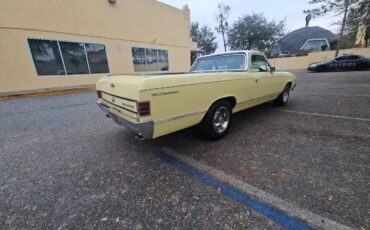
(346, 55, 359, 69)
(329, 56, 348, 70)
(250, 54, 277, 101)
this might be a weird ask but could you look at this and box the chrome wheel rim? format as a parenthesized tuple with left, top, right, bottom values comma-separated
(283, 87, 290, 102)
(213, 106, 230, 134)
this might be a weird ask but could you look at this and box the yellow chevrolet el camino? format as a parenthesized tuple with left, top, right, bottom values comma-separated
(96, 51, 296, 140)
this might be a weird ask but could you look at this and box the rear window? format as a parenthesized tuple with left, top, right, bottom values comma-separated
(191, 54, 246, 72)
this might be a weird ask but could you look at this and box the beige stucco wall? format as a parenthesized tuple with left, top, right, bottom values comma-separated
(0, 0, 197, 95)
(268, 48, 370, 70)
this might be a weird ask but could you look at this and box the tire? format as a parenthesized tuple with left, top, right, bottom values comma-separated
(274, 84, 291, 106)
(201, 100, 232, 141)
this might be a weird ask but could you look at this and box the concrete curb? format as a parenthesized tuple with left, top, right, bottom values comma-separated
(0, 86, 96, 100)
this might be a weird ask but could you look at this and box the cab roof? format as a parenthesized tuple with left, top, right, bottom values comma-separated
(198, 50, 265, 59)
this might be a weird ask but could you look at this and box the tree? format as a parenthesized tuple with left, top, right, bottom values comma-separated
(304, 0, 359, 57)
(227, 13, 285, 53)
(346, 0, 370, 47)
(215, 3, 231, 52)
(190, 22, 218, 63)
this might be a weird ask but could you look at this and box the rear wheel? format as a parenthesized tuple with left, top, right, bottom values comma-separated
(201, 100, 232, 141)
(274, 84, 291, 106)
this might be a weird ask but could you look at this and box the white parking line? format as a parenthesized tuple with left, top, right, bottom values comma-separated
(163, 147, 354, 230)
(303, 83, 370, 87)
(297, 92, 370, 98)
(275, 109, 370, 122)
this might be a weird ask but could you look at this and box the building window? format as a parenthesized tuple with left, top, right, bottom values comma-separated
(59, 42, 89, 75)
(131, 47, 169, 72)
(158, 49, 169, 71)
(301, 39, 330, 52)
(132, 47, 147, 72)
(85, 44, 110, 74)
(146, 48, 159, 72)
(28, 39, 66, 76)
(28, 38, 109, 76)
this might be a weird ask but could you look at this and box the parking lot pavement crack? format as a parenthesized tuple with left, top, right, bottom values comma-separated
(158, 147, 355, 230)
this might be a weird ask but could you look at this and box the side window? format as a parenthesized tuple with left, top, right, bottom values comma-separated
(335, 56, 347, 61)
(251, 55, 270, 72)
(347, 56, 359, 60)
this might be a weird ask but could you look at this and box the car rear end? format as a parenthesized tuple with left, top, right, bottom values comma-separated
(96, 75, 154, 139)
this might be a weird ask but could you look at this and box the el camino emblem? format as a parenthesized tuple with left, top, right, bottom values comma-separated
(110, 83, 115, 88)
(111, 97, 115, 103)
(152, 91, 179, 97)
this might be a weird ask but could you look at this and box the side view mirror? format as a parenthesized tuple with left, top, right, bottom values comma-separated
(270, 67, 276, 73)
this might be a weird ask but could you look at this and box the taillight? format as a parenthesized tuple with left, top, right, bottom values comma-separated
(97, 90, 102, 99)
(137, 101, 151, 116)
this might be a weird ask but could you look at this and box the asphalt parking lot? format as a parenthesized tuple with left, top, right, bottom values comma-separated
(0, 70, 369, 229)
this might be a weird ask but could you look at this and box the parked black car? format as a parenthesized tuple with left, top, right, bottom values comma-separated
(308, 55, 370, 72)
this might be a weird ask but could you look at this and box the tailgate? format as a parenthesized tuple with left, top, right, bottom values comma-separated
(98, 75, 144, 120)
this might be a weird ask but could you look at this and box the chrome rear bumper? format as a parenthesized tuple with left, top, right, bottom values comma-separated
(96, 101, 154, 139)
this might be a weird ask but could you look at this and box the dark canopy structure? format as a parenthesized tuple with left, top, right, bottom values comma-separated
(271, 26, 337, 56)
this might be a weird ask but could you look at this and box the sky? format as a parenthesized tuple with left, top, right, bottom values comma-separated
(157, 0, 340, 53)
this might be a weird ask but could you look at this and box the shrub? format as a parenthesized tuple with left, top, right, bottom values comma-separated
(295, 49, 312, 56)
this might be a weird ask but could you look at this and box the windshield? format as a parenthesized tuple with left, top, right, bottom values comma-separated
(191, 54, 246, 72)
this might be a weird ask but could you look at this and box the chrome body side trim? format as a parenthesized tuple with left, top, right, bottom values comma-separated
(236, 98, 253, 106)
(154, 109, 208, 125)
(236, 92, 280, 106)
(102, 91, 137, 103)
(97, 101, 154, 139)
